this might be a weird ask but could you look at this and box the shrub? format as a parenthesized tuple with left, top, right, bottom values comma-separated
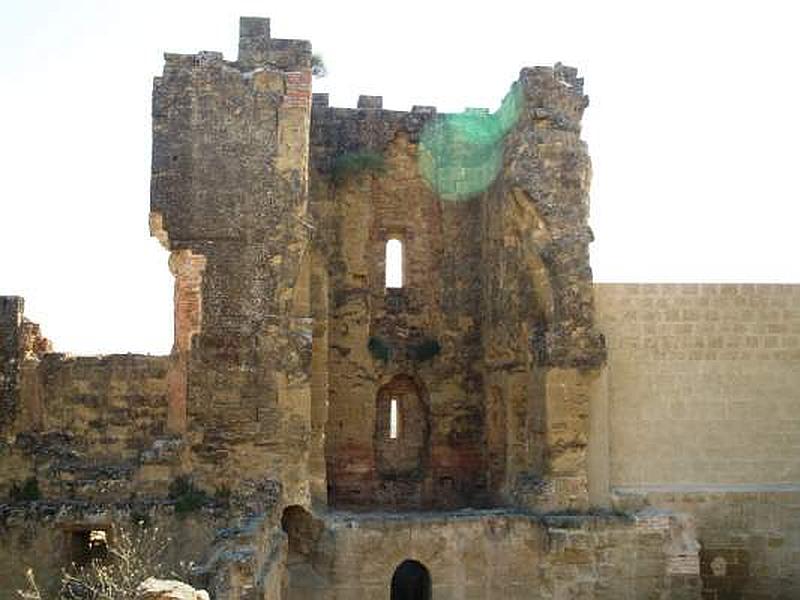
(168, 476, 209, 514)
(409, 338, 441, 362)
(368, 336, 391, 362)
(17, 524, 195, 600)
(9, 477, 41, 502)
(311, 53, 327, 78)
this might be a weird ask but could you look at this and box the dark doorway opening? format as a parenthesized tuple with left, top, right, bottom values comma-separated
(280, 505, 317, 565)
(64, 528, 109, 567)
(391, 560, 431, 600)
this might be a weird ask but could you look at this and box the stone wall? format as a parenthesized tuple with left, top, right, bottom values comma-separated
(1, 352, 171, 501)
(310, 64, 606, 512)
(482, 66, 606, 510)
(0, 297, 173, 502)
(615, 488, 800, 599)
(310, 107, 487, 509)
(283, 509, 699, 599)
(0, 296, 24, 433)
(595, 283, 800, 489)
(595, 283, 800, 597)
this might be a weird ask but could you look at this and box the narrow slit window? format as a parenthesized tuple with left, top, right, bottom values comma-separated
(385, 239, 403, 288)
(389, 398, 399, 439)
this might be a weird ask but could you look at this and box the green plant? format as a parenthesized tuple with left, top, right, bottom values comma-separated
(409, 338, 441, 362)
(168, 476, 209, 514)
(368, 336, 391, 362)
(311, 53, 327, 78)
(9, 477, 41, 502)
(331, 150, 386, 185)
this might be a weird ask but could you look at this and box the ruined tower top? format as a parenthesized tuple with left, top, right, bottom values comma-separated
(235, 16, 311, 71)
(237, 16, 271, 66)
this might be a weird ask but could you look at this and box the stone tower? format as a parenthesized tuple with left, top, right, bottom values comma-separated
(149, 16, 609, 516)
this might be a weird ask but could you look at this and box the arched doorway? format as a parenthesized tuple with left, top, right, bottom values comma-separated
(391, 560, 431, 600)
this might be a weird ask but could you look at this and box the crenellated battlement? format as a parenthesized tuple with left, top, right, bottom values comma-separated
(156, 16, 311, 86)
(238, 16, 311, 71)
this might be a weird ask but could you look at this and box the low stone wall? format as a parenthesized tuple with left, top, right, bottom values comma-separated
(2, 353, 172, 502)
(285, 509, 700, 599)
(614, 486, 800, 599)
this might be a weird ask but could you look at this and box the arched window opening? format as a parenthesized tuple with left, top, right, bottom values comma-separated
(375, 375, 429, 478)
(385, 239, 403, 288)
(390, 397, 399, 439)
(391, 560, 432, 600)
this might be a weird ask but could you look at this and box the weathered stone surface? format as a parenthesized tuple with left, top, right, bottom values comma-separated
(137, 577, 210, 600)
(278, 508, 699, 599)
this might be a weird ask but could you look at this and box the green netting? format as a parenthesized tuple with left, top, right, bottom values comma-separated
(418, 82, 522, 200)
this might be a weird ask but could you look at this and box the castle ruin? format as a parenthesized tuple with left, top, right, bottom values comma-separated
(1, 18, 799, 599)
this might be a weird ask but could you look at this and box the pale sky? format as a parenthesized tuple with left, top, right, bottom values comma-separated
(1, 0, 799, 355)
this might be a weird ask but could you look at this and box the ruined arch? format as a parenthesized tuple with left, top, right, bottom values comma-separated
(506, 186, 605, 368)
(374, 375, 430, 479)
(391, 560, 432, 600)
(509, 187, 555, 325)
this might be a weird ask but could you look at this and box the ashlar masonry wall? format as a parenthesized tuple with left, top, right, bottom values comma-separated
(595, 283, 800, 598)
(595, 283, 800, 488)
(283, 510, 699, 600)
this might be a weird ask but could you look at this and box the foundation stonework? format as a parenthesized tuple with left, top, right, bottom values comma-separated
(0, 17, 796, 599)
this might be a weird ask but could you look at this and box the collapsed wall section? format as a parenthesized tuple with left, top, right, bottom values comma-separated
(480, 65, 606, 510)
(0, 352, 171, 503)
(310, 64, 607, 512)
(0, 299, 173, 504)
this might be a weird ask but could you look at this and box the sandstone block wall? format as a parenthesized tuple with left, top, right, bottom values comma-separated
(1, 352, 171, 501)
(311, 64, 606, 512)
(310, 113, 487, 509)
(617, 488, 800, 599)
(595, 283, 800, 598)
(595, 283, 800, 488)
(283, 510, 699, 600)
